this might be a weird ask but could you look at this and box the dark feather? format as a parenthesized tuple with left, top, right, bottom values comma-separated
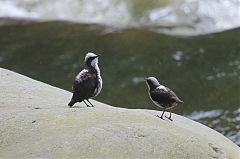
(166, 87, 183, 103)
(69, 68, 98, 106)
(150, 86, 183, 108)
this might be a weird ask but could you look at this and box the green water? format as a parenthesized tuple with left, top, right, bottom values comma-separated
(0, 21, 239, 145)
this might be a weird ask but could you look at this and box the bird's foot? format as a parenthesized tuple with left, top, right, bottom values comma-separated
(85, 104, 94, 107)
(165, 115, 173, 121)
(156, 115, 165, 120)
(83, 100, 92, 107)
(86, 104, 95, 107)
(86, 100, 94, 107)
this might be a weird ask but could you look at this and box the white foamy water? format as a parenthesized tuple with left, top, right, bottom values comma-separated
(0, 0, 240, 35)
(0, 1, 36, 18)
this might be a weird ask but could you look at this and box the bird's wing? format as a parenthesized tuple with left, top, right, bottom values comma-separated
(151, 88, 174, 102)
(151, 86, 182, 103)
(165, 87, 183, 103)
(69, 68, 98, 105)
(73, 69, 97, 94)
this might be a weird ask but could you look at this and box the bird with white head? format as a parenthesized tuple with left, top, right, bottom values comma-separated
(145, 77, 183, 121)
(68, 52, 102, 107)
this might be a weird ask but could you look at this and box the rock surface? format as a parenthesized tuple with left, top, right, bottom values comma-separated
(0, 68, 239, 159)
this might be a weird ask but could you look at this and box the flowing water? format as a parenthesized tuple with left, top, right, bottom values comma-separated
(0, 0, 239, 146)
(0, 0, 240, 35)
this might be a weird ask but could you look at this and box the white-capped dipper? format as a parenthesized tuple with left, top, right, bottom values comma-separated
(145, 77, 183, 121)
(68, 52, 102, 107)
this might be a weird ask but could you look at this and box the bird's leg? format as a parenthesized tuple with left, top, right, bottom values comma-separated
(156, 109, 165, 120)
(165, 111, 173, 121)
(86, 99, 94, 107)
(83, 100, 91, 107)
(160, 109, 165, 119)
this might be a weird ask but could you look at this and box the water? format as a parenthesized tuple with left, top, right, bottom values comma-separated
(187, 109, 240, 146)
(0, 0, 240, 35)
(0, 21, 239, 145)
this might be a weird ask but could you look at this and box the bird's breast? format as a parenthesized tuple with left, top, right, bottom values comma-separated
(93, 75, 102, 97)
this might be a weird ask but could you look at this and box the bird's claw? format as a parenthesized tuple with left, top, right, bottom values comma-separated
(165, 115, 173, 121)
(156, 115, 165, 120)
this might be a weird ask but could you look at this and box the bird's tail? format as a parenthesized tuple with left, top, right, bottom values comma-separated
(68, 99, 75, 107)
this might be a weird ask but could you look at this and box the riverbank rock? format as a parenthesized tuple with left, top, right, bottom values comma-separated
(0, 68, 239, 159)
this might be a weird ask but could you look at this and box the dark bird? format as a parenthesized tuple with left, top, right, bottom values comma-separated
(68, 52, 102, 107)
(145, 77, 183, 121)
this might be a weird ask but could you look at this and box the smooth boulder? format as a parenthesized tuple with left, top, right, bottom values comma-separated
(0, 68, 239, 159)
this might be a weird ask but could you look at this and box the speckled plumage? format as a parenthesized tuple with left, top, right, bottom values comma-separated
(68, 53, 102, 107)
(145, 77, 183, 120)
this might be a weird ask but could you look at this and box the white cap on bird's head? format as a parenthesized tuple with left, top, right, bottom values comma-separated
(145, 77, 160, 89)
(84, 52, 101, 68)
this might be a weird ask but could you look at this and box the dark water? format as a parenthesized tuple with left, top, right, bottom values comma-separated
(0, 21, 239, 145)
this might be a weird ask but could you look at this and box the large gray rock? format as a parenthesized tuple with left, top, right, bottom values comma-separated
(0, 68, 239, 159)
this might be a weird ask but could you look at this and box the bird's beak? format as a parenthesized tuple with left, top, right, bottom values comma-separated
(95, 54, 101, 58)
